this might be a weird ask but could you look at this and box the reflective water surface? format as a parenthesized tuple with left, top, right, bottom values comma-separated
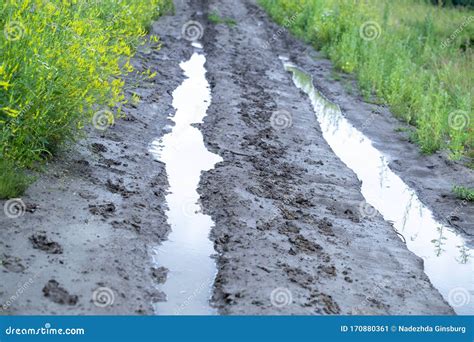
(150, 53, 222, 315)
(283, 60, 473, 315)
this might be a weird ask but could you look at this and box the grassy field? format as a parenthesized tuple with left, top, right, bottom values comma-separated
(0, 0, 172, 198)
(260, 0, 473, 162)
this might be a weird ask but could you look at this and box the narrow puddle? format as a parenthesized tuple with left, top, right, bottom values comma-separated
(150, 52, 222, 315)
(283, 59, 473, 315)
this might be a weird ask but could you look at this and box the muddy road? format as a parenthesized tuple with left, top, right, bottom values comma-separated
(1, 0, 472, 315)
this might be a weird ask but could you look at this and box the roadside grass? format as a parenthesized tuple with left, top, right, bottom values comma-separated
(259, 0, 473, 162)
(452, 185, 474, 201)
(0, 0, 172, 199)
(0, 160, 32, 199)
(208, 11, 237, 27)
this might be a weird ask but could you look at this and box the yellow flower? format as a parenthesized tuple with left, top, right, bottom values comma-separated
(2, 107, 20, 117)
(0, 81, 11, 90)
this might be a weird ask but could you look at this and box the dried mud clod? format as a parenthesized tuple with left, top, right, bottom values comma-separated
(29, 232, 63, 254)
(42, 280, 78, 305)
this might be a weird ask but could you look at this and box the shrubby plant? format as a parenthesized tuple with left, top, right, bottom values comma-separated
(0, 0, 172, 197)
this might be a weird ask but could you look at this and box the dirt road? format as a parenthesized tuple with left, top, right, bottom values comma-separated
(1, 0, 472, 315)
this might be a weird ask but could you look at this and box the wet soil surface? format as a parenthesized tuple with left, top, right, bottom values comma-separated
(1, 0, 471, 315)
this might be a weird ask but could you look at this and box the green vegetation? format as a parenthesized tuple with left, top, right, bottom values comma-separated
(208, 11, 237, 27)
(0, 0, 172, 198)
(452, 185, 474, 201)
(0, 159, 31, 199)
(260, 0, 473, 161)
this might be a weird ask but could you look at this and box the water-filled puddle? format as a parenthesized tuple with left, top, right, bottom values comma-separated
(150, 53, 222, 314)
(283, 59, 473, 315)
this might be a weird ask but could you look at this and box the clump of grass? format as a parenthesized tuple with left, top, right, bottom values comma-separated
(259, 0, 473, 161)
(0, 160, 32, 199)
(0, 0, 171, 198)
(208, 11, 237, 27)
(452, 185, 474, 201)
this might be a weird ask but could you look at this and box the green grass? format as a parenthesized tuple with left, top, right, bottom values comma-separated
(259, 0, 473, 161)
(452, 185, 474, 201)
(0, 0, 172, 199)
(208, 11, 237, 27)
(0, 160, 32, 199)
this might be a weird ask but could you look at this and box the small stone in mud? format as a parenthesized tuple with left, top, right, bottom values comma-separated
(75, 159, 90, 166)
(309, 292, 341, 314)
(89, 203, 116, 218)
(289, 234, 323, 254)
(111, 219, 140, 232)
(42, 280, 78, 305)
(318, 218, 335, 237)
(78, 191, 98, 200)
(151, 267, 168, 284)
(90, 143, 108, 154)
(29, 233, 63, 254)
(344, 276, 353, 283)
(25, 203, 39, 213)
(123, 114, 137, 122)
(318, 265, 336, 277)
(279, 207, 300, 220)
(106, 179, 136, 198)
(304, 158, 324, 166)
